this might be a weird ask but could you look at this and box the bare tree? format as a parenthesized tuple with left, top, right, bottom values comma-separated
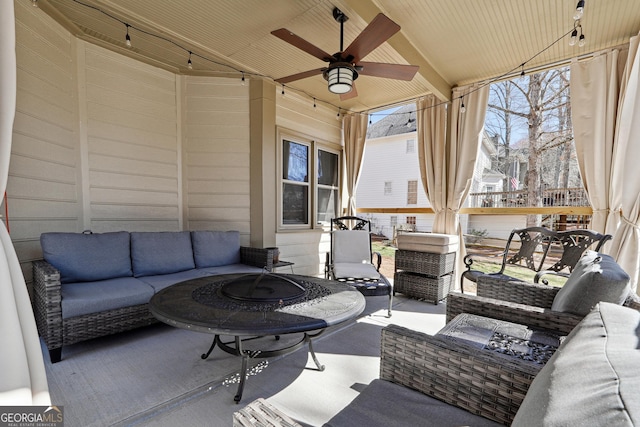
(486, 68, 572, 226)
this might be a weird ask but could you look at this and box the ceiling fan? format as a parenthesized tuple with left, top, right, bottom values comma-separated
(271, 8, 419, 100)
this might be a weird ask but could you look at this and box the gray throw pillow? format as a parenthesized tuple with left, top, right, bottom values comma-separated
(551, 250, 630, 316)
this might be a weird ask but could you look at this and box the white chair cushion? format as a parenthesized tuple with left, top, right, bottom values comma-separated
(333, 263, 381, 280)
(333, 230, 372, 263)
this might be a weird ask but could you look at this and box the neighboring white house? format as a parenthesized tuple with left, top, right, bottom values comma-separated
(357, 103, 525, 240)
(357, 104, 431, 238)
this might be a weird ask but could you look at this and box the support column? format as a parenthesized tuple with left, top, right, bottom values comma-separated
(249, 80, 277, 248)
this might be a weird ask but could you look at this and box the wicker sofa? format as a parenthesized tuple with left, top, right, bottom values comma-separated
(32, 230, 273, 363)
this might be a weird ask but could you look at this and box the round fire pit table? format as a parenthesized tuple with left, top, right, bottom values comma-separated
(149, 272, 365, 403)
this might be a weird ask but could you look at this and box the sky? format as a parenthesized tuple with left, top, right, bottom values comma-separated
(369, 106, 401, 124)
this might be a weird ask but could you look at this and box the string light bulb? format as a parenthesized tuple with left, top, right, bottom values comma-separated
(460, 100, 466, 114)
(369, 115, 372, 125)
(187, 51, 193, 70)
(241, 73, 246, 85)
(569, 27, 578, 46)
(313, 98, 316, 108)
(578, 32, 586, 47)
(31, 0, 38, 7)
(281, 84, 285, 97)
(125, 24, 132, 48)
(573, 0, 585, 20)
(337, 109, 341, 120)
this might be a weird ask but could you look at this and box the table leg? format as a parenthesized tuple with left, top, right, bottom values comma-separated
(201, 335, 219, 359)
(305, 331, 325, 371)
(235, 336, 248, 403)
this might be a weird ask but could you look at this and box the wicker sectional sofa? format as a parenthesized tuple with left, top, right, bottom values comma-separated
(32, 230, 273, 363)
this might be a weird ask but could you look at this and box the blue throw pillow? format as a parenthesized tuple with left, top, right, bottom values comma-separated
(130, 231, 195, 277)
(191, 230, 241, 268)
(41, 231, 132, 284)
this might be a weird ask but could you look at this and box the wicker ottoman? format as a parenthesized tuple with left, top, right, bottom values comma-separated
(394, 233, 458, 304)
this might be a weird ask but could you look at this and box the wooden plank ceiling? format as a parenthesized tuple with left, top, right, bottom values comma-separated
(37, 0, 640, 113)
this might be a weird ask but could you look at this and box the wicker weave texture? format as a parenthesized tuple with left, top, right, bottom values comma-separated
(394, 271, 452, 303)
(476, 276, 559, 308)
(233, 398, 302, 427)
(446, 293, 581, 335)
(395, 250, 455, 276)
(380, 324, 540, 425)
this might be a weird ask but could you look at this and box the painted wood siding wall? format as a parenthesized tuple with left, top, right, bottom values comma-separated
(275, 93, 341, 276)
(182, 76, 251, 244)
(82, 43, 180, 232)
(10, 1, 79, 283)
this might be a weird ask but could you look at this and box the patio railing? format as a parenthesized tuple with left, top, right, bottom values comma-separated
(467, 187, 589, 208)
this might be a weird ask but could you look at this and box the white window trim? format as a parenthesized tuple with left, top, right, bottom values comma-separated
(277, 128, 341, 231)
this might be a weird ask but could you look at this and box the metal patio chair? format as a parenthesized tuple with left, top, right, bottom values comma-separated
(534, 228, 611, 284)
(325, 216, 393, 317)
(461, 227, 557, 292)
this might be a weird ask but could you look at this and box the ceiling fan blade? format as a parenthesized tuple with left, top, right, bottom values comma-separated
(340, 82, 358, 101)
(342, 14, 400, 63)
(274, 68, 325, 84)
(358, 62, 419, 81)
(271, 29, 333, 62)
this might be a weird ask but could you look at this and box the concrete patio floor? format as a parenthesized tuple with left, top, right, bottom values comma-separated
(111, 294, 448, 426)
(42, 275, 451, 427)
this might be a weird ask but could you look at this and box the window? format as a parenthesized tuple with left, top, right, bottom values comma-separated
(317, 149, 339, 225)
(390, 216, 398, 229)
(384, 181, 392, 195)
(280, 132, 341, 228)
(406, 139, 415, 153)
(407, 180, 418, 205)
(406, 216, 416, 225)
(282, 140, 309, 225)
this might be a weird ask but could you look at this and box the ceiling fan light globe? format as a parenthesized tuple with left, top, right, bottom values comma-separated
(327, 67, 354, 94)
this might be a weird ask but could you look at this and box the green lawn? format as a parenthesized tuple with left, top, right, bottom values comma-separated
(372, 241, 396, 258)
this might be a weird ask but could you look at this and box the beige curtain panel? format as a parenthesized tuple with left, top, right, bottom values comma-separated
(0, 2, 50, 405)
(342, 113, 368, 217)
(571, 32, 640, 291)
(417, 86, 489, 289)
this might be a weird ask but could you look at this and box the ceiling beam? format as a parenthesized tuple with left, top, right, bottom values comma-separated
(339, 0, 451, 101)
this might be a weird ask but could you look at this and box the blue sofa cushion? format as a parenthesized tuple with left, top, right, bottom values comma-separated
(41, 231, 132, 284)
(551, 250, 630, 316)
(137, 269, 207, 293)
(191, 230, 241, 268)
(197, 264, 264, 276)
(131, 231, 195, 277)
(513, 303, 640, 426)
(61, 277, 154, 319)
